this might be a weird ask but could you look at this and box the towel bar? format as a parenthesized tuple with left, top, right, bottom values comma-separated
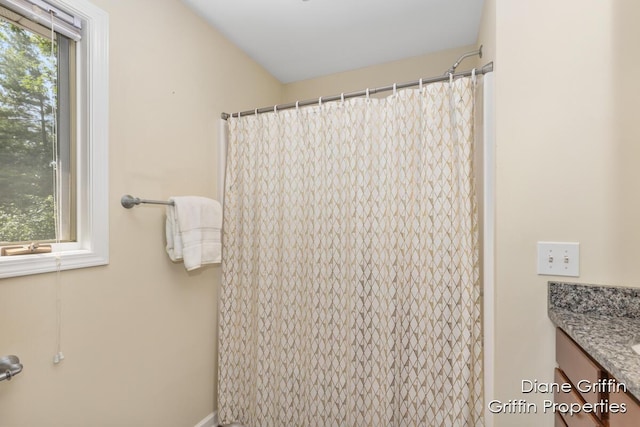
(0, 355, 23, 382)
(121, 194, 174, 209)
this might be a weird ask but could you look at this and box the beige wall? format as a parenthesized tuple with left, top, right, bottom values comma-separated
(0, 1, 281, 426)
(282, 45, 478, 104)
(493, 0, 640, 426)
(476, 0, 495, 66)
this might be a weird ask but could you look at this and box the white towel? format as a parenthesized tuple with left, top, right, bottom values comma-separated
(166, 196, 222, 271)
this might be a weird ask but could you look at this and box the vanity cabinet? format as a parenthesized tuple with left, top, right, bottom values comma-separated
(553, 367, 603, 427)
(556, 328, 640, 427)
(608, 390, 640, 427)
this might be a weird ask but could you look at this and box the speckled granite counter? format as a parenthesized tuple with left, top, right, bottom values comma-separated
(548, 282, 640, 401)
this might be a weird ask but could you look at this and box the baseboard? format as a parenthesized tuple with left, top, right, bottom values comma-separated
(194, 411, 217, 427)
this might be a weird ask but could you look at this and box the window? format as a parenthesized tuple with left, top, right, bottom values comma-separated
(0, 8, 74, 244)
(0, 0, 108, 278)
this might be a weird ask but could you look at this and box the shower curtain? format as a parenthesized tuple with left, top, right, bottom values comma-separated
(219, 77, 483, 426)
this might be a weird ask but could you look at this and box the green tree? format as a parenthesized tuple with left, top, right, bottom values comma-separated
(0, 19, 57, 242)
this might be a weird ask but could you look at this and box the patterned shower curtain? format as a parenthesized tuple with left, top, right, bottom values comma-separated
(219, 77, 483, 427)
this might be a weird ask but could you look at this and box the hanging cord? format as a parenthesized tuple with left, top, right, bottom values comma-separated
(53, 256, 64, 364)
(48, 10, 61, 245)
(49, 10, 64, 365)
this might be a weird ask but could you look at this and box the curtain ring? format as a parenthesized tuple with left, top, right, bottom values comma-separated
(254, 108, 258, 117)
(366, 88, 370, 101)
(341, 93, 345, 103)
(449, 72, 453, 85)
(419, 78, 423, 92)
(471, 68, 477, 85)
(319, 96, 322, 107)
(295, 100, 299, 112)
(393, 83, 397, 97)
(274, 105, 278, 114)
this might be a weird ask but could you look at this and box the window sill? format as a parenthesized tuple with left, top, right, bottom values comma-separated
(0, 246, 108, 279)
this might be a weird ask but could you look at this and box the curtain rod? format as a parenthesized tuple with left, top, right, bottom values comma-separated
(221, 61, 493, 120)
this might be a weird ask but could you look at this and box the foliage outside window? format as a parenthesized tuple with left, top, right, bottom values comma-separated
(0, 16, 73, 244)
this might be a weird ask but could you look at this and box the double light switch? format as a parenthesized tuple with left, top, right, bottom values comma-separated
(536, 242, 580, 277)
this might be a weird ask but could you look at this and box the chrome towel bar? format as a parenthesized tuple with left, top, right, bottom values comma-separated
(0, 355, 23, 382)
(121, 194, 174, 209)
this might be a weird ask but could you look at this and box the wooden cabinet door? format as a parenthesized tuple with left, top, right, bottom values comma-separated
(554, 368, 603, 427)
(555, 411, 568, 427)
(556, 329, 606, 420)
(608, 389, 640, 427)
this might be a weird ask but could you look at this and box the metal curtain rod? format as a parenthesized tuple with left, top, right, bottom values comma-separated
(121, 194, 174, 209)
(221, 61, 493, 120)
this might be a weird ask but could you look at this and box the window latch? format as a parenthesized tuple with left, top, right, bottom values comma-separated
(1, 243, 52, 256)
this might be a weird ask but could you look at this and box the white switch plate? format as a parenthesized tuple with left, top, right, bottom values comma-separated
(536, 242, 580, 277)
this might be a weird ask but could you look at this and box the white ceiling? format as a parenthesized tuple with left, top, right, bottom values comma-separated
(181, 0, 484, 84)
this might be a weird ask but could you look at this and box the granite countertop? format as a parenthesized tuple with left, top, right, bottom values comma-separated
(548, 282, 640, 401)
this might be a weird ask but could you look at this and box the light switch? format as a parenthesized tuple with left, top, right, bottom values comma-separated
(536, 242, 580, 277)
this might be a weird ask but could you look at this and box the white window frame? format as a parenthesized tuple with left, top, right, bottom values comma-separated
(0, 0, 109, 279)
